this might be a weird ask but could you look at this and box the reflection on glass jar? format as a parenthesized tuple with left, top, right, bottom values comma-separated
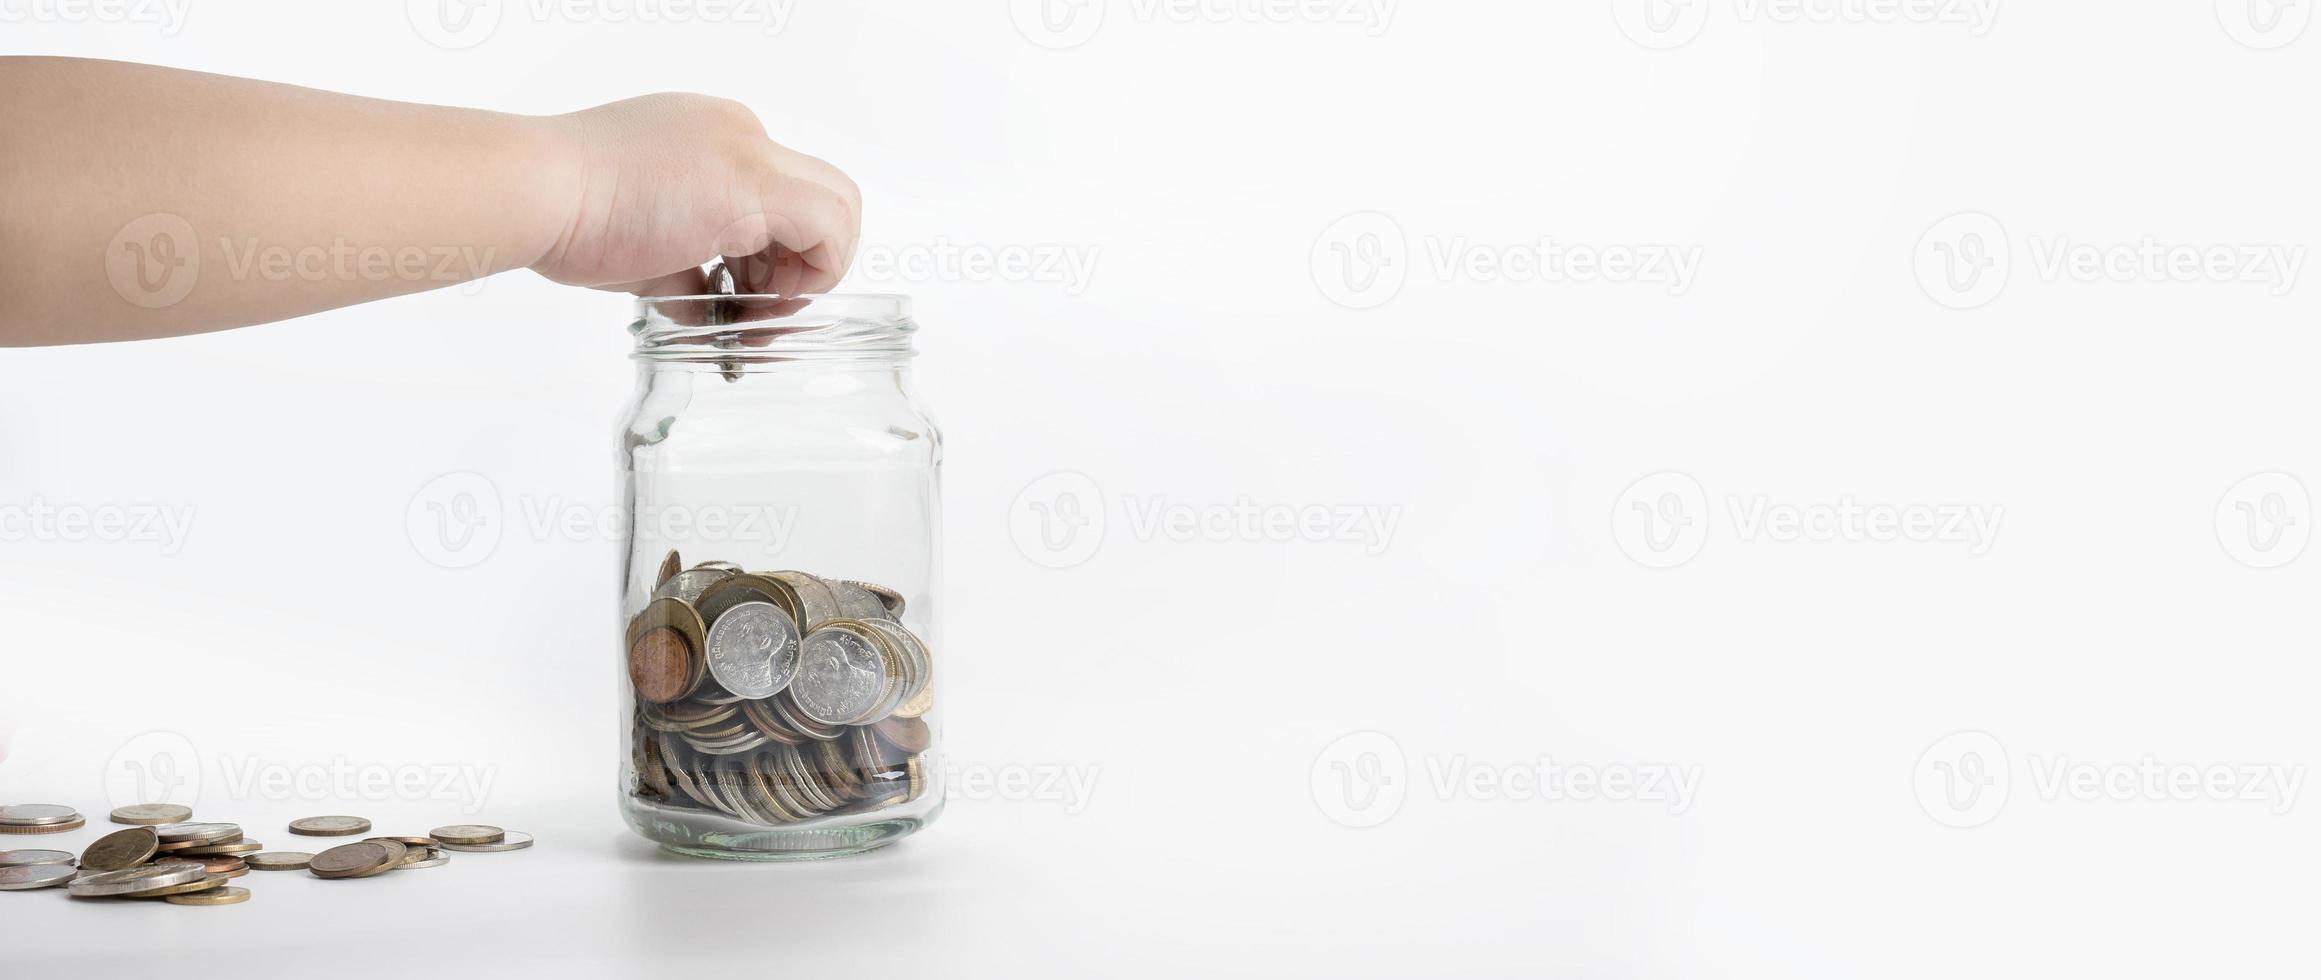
(617, 291, 942, 860)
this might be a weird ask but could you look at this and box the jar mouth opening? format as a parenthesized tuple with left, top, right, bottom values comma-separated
(631, 293, 915, 361)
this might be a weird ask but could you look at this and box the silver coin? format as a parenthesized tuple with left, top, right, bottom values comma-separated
(153, 822, 241, 844)
(0, 804, 81, 826)
(401, 850, 450, 869)
(0, 849, 76, 868)
(434, 831, 534, 853)
(67, 861, 208, 896)
(0, 864, 77, 890)
(654, 567, 734, 604)
(791, 627, 889, 726)
(827, 581, 893, 621)
(705, 600, 800, 699)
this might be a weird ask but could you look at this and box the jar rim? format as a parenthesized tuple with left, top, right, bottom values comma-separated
(631, 293, 916, 361)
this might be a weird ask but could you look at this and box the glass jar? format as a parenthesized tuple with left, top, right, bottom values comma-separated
(616, 292, 942, 860)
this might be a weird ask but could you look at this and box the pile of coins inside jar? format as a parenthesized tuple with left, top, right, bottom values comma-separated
(628, 552, 933, 826)
(0, 804, 530, 904)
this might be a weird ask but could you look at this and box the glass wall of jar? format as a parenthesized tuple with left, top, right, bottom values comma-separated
(617, 292, 941, 860)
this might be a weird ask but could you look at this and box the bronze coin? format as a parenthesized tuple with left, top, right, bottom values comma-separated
(308, 841, 396, 879)
(80, 828, 160, 872)
(873, 715, 932, 754)
(628, 626, 695, 703)
(187, 854, 248, 875)
(0, 818, 84, 835)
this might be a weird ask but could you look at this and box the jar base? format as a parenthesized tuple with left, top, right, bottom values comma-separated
(624, 797, 941, 861)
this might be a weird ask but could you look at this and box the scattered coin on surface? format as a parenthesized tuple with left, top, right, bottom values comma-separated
(108, 803, 193, 826)
(0, 849, 75, 868)
(164, 885, 249, 906)
(0, 864, 77, 890)
(79, 828, 160, 872)
(287, 815, 372, 837)
(126, 873, 228, 898)
(68, 862, 208, 897)
(0, 804, 80, 826)
(428, 824, 504, 846)
(434, 831, 533, 853)
(308, 841, 399, 879)
(244, 851, 313, 871)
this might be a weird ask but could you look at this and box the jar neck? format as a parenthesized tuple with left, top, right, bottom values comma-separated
(630, 294, 916, 367)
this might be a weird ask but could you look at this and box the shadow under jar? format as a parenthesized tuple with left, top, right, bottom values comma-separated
(617, 293, 942, 861)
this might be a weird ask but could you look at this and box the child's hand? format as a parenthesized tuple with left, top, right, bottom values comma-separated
(0, 59, 866, 346)
(530, 94, 862, 298)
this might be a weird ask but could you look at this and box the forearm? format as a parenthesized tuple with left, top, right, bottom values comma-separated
(0, 57, 577, 346)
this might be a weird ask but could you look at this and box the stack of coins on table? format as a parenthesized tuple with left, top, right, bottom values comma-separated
(627, 552, 934, 825)
(0, 805, 531, 904)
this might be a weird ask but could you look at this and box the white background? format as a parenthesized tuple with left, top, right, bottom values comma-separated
(3, 1, 2319, 976)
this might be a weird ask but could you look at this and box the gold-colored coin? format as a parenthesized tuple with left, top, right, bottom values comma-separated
(287, 815, 372, 837)
(656, 549, 683, 589)
(243, 851, 313, 871)
(892, 685, 935, 720)
(0, 818, 83, 835)
(108, 804, 193, 826)
(164, 885, 249, 906)
(363, 836, 436, 848)
(429, 824, 504, 845)
(79, 828, 160, 872)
